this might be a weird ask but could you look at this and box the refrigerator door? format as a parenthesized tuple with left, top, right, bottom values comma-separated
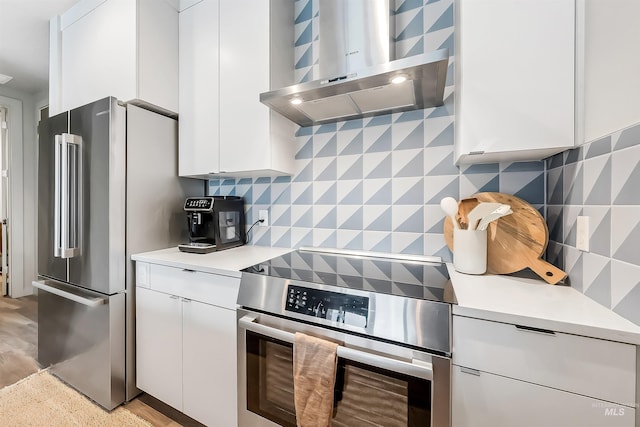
(68, 97, 126, 295)
(34, 278, 125, 410)
(37, 109, 70, 283)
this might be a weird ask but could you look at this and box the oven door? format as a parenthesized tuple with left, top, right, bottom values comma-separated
(237, 309, 451, 427)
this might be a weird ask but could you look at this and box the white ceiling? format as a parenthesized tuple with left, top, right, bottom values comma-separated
(0, 0, 78, 94)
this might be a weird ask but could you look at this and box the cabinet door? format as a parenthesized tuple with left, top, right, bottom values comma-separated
(182, 300, 237, 427)
(178, 0, 221, 176)
(452, 366, 635, 427)
(454, 0, 575, 164)
(60, 0, 137, 112)
(136, 287, 183, 411)
(219, 0, 271, 173)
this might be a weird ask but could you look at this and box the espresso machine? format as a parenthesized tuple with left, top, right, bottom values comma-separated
(178, 196, 246, 254)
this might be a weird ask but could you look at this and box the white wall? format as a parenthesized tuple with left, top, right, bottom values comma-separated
(0, 86, 38, 297)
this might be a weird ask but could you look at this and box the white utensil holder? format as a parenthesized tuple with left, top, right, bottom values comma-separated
(453, 228, 487, 274)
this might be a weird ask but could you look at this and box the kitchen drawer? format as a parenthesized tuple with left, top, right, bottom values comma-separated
(452, 366, 635, 427)
(452, 315, 636, 405)
(145, 263, 240, 310)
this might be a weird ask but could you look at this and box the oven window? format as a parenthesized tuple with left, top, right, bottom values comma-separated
(246, 331, 432, 427)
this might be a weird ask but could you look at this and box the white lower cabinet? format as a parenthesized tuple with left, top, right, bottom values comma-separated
(136, 262, 239, 426)
(452, 366, 634, 427)
(452, 315, 637, 427)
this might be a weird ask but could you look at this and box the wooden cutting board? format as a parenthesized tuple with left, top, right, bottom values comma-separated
(443, 192, 567, 284)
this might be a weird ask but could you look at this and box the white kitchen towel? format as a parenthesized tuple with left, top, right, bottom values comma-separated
(293, 332, 339, 427)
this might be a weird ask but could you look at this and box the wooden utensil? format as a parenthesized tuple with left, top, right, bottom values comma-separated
(456, 198, 479, 229)
(444, 192, 567, 284)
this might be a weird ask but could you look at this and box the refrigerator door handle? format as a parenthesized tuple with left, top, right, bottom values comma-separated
(59, 133, 82, 259)
(32, 280, 105, 307)
(54, 135, 62, 257)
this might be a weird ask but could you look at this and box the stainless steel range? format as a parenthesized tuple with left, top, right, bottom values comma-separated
(237, 247, 454, 427)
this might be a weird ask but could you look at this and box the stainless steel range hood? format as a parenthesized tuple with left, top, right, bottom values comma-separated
(260, 0, 449, 128)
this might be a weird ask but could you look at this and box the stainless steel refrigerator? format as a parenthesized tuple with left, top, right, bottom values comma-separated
(35, 97, 201, 410)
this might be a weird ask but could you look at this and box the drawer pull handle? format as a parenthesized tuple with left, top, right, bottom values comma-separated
(460, 367, 481, 376)
(182, 269, 196, 273)
(515, 325, 555, 335)
(169, 295, 180, 300)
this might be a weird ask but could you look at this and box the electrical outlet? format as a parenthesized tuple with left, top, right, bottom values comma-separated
(258, 210, 269, 227)
(576, 216, 590, 252)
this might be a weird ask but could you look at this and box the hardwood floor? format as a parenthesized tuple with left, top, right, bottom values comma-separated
(0, 295, 205, 427)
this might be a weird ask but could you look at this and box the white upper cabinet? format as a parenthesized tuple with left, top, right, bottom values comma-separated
(454, 0, 575, 165)
(178, 0, 297, 178)
(49, 0, 179, 116)
(454, 0, 640, 165)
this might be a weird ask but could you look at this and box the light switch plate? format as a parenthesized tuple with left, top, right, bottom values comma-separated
(576, 216, 590, 252)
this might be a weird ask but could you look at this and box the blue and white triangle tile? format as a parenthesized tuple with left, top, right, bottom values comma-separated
(363, 205, 392, 232)
(562, 162, 583, 206)
(313, 157, 337, 181)
(363, 178, 392, 205)
(563, 246, 584, 292)
(612, 122, 640, 151)
(392, 117, 424, 150)
(391, 260, 424, 285)
(392, 205, 424, 233)
(337, 205, 363, 230)
(313, 205, 337, 229)
(295, 137, 314, 160)
(424, 233, 450, 262)
(363, 231, 392, 253)
(337, 122, 363, 155)
(337, 154, 363, 180)
(584, 135, 611, 160)
(363, 152, 392, 179)
(270, 205, 291, 228)
(562, 205, 582, 247)
(313, 181, 337, 205)
(582, 206, 610, 257)
(395, 5, 423, 40)
(546, 166, 563, 205)
(546, 205, 563, 244)
(293, 159, 313, 182)
(393, 177, 424, 205)
(460, 172, 499, 198)
(270, 227, 291, 248)
(313, 132, 337, 158)
(391, 232, 424, 255)
(337, 179, 363, 205)
(611, 207, 640, 266)
(291, 227, 314, 249)
(612, 142, 640, 205)
(393, 148, 424, 178)
(337, 229, 363, 251)
(424, 204, 446, 234)
(291, 182, 313, 205)
(291, 205, 313, 228)
(499, 162, 545, 205)
(611, 260, 640, 325)
(424, 176, 459, 204)
(424, 146, 458, 176)
(583, 155, 611, 205)
(424, 116, 454, 147)
(564, 146, 583, 165)
(423, 0, 454, 52)
(582, 253, 611, 308)
(313, 228, 337, 248)
(253, 227, 271, 248)
(363, 123, 392, 153)
(271, 181, 290, 205)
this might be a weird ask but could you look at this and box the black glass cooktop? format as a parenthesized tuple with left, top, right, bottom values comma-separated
(241, 249, 452, 303)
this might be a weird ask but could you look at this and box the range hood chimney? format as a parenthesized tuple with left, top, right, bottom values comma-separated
(260, 0, 449, 128)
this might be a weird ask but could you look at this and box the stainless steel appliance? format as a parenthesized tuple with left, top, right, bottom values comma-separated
(178, 196, 246, 254)
(260, 0, 449, 127)
(35, 97, 201, 410)
(237, 248, 454, 427)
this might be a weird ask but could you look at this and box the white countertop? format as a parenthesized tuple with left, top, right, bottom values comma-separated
(448, 264, 640, 345)
(131, 245, 293, 278)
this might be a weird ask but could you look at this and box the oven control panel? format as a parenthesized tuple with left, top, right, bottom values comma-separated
(285, 285, 369, 328)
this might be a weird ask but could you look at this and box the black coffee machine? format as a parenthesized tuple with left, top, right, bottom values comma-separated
(178, 196, 246, 254)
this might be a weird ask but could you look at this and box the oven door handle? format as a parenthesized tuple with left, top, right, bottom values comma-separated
(239, 314, 433, 381)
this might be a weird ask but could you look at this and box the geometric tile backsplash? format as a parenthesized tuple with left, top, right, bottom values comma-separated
(546, 122, 640, 326)
(209, 0, 545, 263)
